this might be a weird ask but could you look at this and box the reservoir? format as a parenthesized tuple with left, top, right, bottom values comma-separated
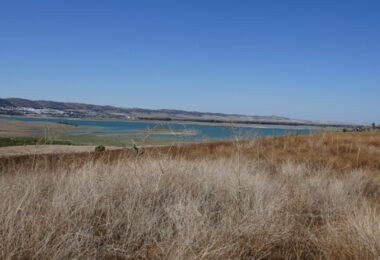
(0, 116, 319, 141)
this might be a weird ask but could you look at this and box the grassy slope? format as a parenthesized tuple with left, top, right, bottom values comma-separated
(0, 137, 72, 147)
(66, 133, 191, 146)
(0, 132, 379, 259)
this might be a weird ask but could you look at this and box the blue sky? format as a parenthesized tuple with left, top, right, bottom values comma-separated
(1, 0, 379, 123)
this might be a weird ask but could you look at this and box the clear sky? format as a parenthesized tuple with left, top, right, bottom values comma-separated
(1, 0, 379, 123)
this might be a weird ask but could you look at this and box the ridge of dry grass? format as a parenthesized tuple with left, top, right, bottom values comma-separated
(0, 132, 380, 259)
(152, 131, 380, 174)
(3, 131, 380, 175)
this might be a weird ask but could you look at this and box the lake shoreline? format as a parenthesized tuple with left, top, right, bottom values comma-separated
(0, 114, 337, 130)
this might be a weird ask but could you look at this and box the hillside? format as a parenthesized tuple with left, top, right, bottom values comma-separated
(1, 132, 379, 259)
(0, 97, 357, 127)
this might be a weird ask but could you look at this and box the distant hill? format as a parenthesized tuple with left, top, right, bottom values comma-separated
(0, 97, 358, 127)
(0, 99, 13, 107)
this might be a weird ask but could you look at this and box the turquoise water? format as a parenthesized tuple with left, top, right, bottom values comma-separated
(0, 116, 318, 140)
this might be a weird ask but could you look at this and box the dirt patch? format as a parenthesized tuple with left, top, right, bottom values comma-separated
(0, 145, 120, 157)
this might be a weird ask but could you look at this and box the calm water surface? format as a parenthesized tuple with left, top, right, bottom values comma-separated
(0, 116, 318, 140)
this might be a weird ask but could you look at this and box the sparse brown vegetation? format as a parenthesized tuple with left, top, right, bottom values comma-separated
(0, 132, 379, 259)
(0, 118, 79, 139)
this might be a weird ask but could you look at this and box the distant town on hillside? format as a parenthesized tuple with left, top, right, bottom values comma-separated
(0, 97, 360, 128)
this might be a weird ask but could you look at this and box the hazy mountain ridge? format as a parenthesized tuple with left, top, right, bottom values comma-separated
(0, 97, 357, 127)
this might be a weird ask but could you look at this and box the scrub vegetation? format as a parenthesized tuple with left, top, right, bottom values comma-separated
(0, 132, 379, 259)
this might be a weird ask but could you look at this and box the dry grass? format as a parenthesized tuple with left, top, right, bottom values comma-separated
(152, 131, 380, 174)
(0, 118, 78, 138)
(0, 132, 380, 259)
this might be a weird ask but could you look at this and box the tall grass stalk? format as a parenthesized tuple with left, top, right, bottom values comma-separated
(0, 152, 379, 259)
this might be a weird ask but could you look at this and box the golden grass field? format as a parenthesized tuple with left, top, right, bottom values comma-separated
(0, 132, 379, 259)
(0, 118, 79, 138)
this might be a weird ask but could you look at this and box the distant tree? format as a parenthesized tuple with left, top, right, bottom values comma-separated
(372, 123, 376, 129)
